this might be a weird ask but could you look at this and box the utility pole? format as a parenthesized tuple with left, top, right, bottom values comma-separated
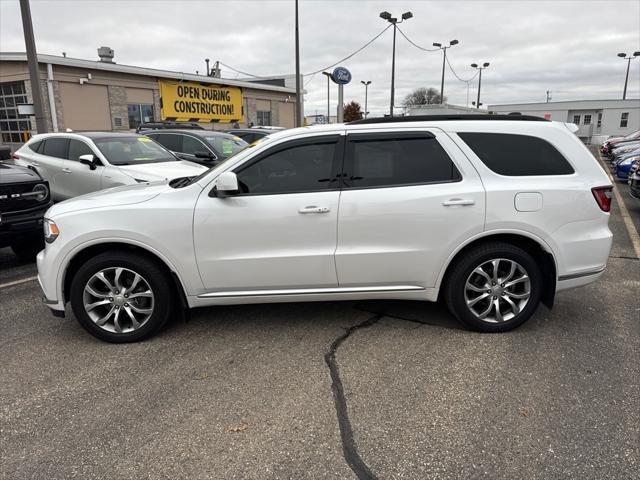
(434, 39, 459, 104)
(546, 90, 552, 103)
(19, 0, 47, 134)
(361, 80, 371, 118)
(471, 62, 490, 109)
(294, 0, 302, 127)
(322, 71, 331, 123)
(617, 51, 640, 100)
(380, 10, 412, 116)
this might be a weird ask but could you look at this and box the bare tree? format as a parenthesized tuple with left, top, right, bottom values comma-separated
(403, 87, 446, 106)
(343, 101, 363, 122)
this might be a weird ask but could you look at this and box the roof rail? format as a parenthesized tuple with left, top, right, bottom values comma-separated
(348, 114, 548, 125)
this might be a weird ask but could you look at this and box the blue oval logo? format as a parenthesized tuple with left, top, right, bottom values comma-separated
(332, 67, 352, 85)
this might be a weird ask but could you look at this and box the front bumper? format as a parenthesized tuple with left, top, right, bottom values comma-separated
(0, 201, 51, 247)
(37, 249, 66, 314)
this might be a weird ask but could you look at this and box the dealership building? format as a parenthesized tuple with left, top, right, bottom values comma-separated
(488, 99, 640, 144)
(0, 50, 299, 145)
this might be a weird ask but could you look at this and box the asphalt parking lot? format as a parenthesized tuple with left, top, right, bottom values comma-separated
(1, 154, 639, 480)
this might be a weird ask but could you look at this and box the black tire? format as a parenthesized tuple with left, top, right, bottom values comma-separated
(444, 242, 542, 333)
(69, 250, 173, 343)
(11, 233, 44, 262)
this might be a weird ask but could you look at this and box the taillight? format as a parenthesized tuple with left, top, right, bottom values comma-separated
(11, 153, 19, 162)
(591, 186, 613, 212)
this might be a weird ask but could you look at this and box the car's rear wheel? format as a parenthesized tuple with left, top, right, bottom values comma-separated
(444, 242, 542, 332)
(70, 251, 173, 342)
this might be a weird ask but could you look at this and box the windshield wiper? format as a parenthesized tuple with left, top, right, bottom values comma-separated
(169, 176, 195, 188)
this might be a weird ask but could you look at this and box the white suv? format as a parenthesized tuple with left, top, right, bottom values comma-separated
(37, 115, 613, 342)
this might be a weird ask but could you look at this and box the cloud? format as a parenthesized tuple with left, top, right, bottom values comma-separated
(1, 0, 639, 116)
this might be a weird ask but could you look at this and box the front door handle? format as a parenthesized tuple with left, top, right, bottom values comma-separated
(442, 198, 475, 207)
(31, 162, 40, 167)
(62, 168, 72, 174)
(299, 206, 331, 214)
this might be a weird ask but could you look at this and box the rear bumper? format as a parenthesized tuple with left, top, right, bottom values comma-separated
(556, 268, 606, 292)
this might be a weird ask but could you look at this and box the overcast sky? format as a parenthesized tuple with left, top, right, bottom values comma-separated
(1, 0, 639, 117)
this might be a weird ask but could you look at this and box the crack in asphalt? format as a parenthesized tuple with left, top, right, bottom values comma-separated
(325, 314, 382, 480)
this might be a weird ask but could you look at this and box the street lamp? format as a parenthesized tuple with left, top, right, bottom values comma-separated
(380, 10, 413, 116)
(433, 39, 459, 104)
(617, 51, 640, 100)
(361, 80, 372, 118)
(321, 71, 332, 123)
(471, 62, 490, 109)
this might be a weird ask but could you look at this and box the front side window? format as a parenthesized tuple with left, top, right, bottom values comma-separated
(147, 133, 181, 152)
(235, 137, 338, 195)
(344, 134, 461, 189)
(583, 114, 591, 125)
(182, 135, 210, 156)
(205, 134, 248, 158)
(42, 138, 69, 159)
(458, 132, 575, 176)
(620, 112, 629, 128)
(67, 139, 95, 161)
(94, 136, 176, 165)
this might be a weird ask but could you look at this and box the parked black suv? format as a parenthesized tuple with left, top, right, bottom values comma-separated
(0, 153, 53, 260)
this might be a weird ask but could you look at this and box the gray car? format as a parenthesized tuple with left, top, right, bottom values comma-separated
(144, 130, 248, 166)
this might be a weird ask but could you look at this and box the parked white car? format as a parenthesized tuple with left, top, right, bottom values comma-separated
(13, 132, 207, 201)
(37, 115, 613, 342)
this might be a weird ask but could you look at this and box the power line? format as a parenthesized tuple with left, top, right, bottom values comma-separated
(395, 26, 440, 52)
(304, 24, 392, 76)
(445, 55, 479, 84)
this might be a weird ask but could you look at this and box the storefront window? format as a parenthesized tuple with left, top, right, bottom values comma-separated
(128, 104, 154, 129)
(0, 81, 32, 143)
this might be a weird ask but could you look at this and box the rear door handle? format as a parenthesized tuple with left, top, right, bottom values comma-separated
(62, 168, 72, 174)
(442, 198, 475, 206)
(31, 162, 40, 166)
(299, 206, 331, 214)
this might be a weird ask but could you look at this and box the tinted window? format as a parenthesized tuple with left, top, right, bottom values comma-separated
(149, 133, 181, 152)
(458, 132, 574, 176)
(345, 134, 460, 188)
(236, 138, 337, 194)
(29, 140, 42, 153)
(182, 135, 209, 156)
(42, 138, 68, 159)
(67, 139, 94, 161)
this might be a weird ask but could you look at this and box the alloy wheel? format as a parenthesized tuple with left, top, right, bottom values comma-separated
(464, 258, 531, 323)
(82, 267, 154, 333)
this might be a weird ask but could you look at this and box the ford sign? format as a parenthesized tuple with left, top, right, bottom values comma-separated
(331, 67, 352, 85)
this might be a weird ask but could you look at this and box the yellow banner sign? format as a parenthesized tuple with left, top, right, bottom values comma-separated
(158, 80, 244, 123)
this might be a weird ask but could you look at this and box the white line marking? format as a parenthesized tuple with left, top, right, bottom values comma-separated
(0, 275, 38, 289)
(600, 154, 640, 259)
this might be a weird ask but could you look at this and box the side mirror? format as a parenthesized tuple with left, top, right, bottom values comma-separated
(213, 171, 239, 197)
(194, 150, 215, 160)
(79, 154, 98, 170)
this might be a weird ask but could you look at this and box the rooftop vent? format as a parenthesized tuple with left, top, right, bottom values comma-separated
(97, 46, 115, 63)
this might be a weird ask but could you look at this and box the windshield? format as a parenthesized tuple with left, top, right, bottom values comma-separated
(94, 137, 176, 165)
(204, 134, 248, 159)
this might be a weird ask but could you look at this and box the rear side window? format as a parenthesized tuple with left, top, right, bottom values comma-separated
(458, 132, 574, 176)
(28, 140, 43, 153)
(42, 138, 69, 159)
(344, 134, 461, 188)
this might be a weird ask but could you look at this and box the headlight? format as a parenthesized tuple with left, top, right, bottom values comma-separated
(43, 218, 60, 244)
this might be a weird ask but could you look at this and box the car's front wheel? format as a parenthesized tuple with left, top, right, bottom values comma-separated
(69, 251, 173, 342)
(444, 242, 542, 332)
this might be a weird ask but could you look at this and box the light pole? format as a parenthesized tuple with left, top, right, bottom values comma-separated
(294, 0, 302, 127)
(19, 0, 47, 134)
(471, 62, 490, 109)
(433, 39, 459, 104)
(617, 51, 640, 100)
(380, 10, 412, 116)
(361, 80, 371, 118)
(322, 71, 332, 123)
